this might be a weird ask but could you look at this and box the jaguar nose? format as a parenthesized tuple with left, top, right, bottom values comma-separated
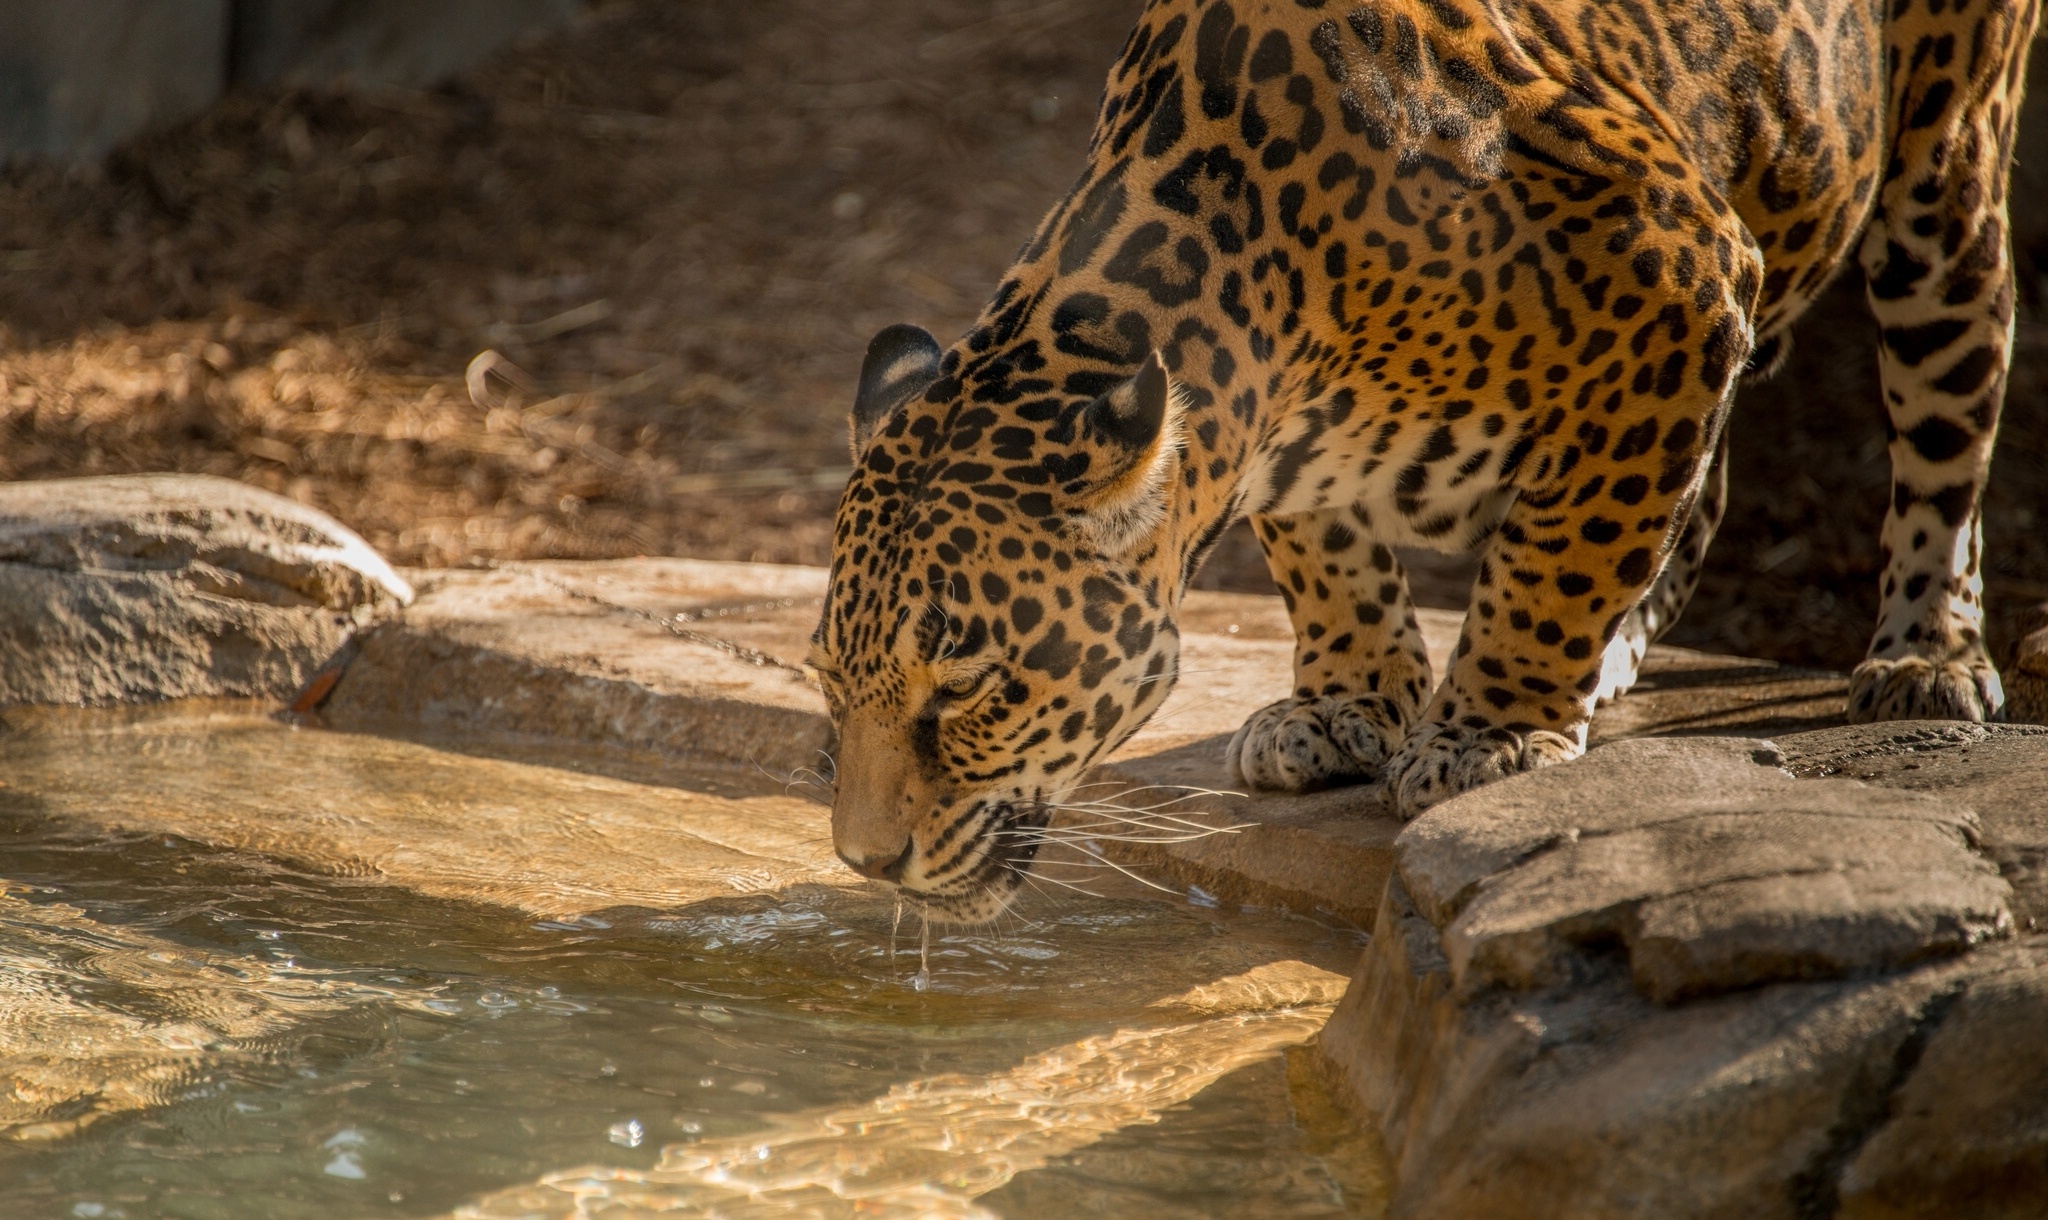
(838, 840, 914, 883)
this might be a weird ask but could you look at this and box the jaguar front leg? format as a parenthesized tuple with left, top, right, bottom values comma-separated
(1594, 424, 1732, 705)
(1387, 403, 1731, 817)
(1388, 265, 1759, 815)
(1227, 507, 1432, 793)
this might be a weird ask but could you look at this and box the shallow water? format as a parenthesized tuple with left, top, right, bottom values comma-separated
(0, 707, 1386, 1218)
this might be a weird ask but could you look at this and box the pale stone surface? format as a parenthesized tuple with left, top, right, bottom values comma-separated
(0, 474, 411, 706)
(318, 559, 833, 777)
(0, 702, 853, 920)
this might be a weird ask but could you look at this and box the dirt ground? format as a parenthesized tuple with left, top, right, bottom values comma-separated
(0, 0, 2043, 673)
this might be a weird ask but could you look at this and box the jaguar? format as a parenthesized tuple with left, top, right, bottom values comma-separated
(808, 0, 2035, 921)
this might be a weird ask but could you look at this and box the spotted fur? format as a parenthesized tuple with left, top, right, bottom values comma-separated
(809, 0, 2036, 922)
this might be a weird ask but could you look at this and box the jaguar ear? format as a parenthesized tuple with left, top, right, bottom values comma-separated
(851, 324, 943, 459)
(1073, 350, 1183, 553)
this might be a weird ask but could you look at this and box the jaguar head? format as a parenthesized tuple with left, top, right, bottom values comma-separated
(809, 324, 1189, 922)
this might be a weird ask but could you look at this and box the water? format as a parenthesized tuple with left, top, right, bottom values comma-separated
(0, 706, 1387, 1218)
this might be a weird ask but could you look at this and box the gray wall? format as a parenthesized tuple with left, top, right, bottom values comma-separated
(0, 0, 579, 165)
(230, 1, 580, 91)
(0, 1, 230, 165)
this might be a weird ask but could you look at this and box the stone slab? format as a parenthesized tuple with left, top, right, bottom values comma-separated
(0, 474, 411, 706)
(1397, 735, 2011, 1002)
(1311, 722, 2048, 1217)
(1774, 722, 2048, 933)
(317, 560, 832, 778)
(319, 558, 1851, 930)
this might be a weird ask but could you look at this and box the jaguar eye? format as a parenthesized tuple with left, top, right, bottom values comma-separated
(939, 672, 982, 699)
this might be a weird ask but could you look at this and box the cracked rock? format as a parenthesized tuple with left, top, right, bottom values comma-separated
(0, 474, 411, 705)
(1838, 942, 2048, 1219)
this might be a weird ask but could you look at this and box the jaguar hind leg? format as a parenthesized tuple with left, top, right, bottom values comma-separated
(1845, 0, 2037, 725)
(1227, 507, 1432, 793)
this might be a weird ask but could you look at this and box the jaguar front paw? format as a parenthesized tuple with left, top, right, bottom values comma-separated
(1226, 694, 1407, 793)
(1386, 722, 1581, 819)
(1846, 652, 2005, 724)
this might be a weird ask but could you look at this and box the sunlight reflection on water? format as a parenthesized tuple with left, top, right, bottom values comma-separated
(0, 706, 1387, 1218)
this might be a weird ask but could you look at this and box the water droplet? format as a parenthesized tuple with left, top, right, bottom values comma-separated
(322, 1131, 368, 1179)
(608, 1119, 643, 1148)
(600, 1064, 617, 1077)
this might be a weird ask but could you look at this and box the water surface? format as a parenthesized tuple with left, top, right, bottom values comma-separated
(0, 706, 1385, 1218)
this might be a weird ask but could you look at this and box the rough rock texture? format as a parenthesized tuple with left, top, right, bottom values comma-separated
(1775, 722, 2048, 932)
(1399, 737, 2011, 1003)
(0, 474, 411, 705)
(1319, 727, 2048, 1219)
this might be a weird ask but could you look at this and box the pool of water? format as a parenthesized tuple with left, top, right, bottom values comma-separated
(0, 706, 1386, 1218)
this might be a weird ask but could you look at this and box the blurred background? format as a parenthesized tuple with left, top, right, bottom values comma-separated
(0, 0, 2042, 673)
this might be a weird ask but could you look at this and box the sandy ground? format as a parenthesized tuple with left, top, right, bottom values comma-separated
(0, 0, 2041, 671)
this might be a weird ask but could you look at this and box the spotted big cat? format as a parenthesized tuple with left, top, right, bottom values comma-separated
(807, 0, 2034, 921)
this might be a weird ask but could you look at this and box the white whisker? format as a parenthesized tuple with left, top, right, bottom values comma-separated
(1008, 865, 1104, 899)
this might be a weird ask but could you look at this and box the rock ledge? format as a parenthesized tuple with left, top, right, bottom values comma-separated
(0, 474, 411, 705)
